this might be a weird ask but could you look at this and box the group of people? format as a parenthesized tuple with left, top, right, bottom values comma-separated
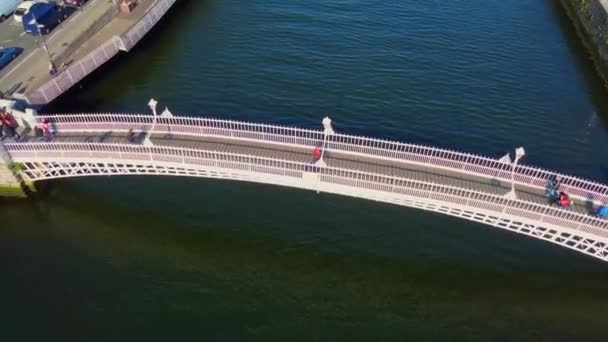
(0, 107, 54, 142)
(0, 107, 21, 141)
(547, 176, 608, 219)
(547, 176, 572, 208)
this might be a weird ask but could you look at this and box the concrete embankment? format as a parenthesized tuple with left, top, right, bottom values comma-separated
(560, 0, 608, 85)
(0, 144, 26, 198)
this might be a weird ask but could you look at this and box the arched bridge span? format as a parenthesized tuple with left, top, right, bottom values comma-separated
(3, 113, 608, 262)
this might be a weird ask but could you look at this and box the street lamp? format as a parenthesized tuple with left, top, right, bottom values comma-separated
(29, 16, 55, 74)
(503, 146, 526, 200)
(143, 98, 158, 146)
(315, 117, 335, 167)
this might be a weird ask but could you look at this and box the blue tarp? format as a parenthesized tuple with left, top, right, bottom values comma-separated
(598, 206, 608, 218)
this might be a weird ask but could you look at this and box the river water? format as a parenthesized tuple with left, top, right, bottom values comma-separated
(2, 0, 608, 339)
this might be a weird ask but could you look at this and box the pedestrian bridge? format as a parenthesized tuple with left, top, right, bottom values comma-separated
(3, 113, 608, 262)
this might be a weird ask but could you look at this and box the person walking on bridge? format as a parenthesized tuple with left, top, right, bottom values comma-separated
(127, 128, 135, 143)
(313, 145, 322, 160)
(558, 192, 571, 208)
(546, 175, 561, 201)
(42, 119, 53, 141)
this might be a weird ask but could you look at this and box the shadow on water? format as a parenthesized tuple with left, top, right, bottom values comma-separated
(44, 0, 212, 113)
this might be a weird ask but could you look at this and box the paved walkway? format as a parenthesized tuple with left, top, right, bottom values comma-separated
(22, 129, 593, 216)
(68, 0, 156, 62)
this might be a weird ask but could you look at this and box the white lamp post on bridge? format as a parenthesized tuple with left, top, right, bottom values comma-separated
(143, 98, 158, 146)
(315, 116, 335, 168)
(144, 98, 174, 146)
(502, 146, 526, 200)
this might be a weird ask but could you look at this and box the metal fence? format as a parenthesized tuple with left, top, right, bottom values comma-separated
(26, 37, 123, 106)
(31, 113, 608, 205)
(5, 141, 608, 242)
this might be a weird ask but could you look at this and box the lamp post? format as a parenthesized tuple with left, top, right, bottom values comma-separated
(29, 15, 54, 73)
(160, 106, 174, 137)
(503, 147, 526, 200)
(143, 98, 158, 147)
(315, 117, 334, 168)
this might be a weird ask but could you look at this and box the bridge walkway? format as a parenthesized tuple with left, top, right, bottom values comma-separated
(21, 130, 592, 216)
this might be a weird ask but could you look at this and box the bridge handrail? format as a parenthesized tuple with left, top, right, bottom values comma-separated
(33, 113, 608, 204)
(6, 141, 608, 238)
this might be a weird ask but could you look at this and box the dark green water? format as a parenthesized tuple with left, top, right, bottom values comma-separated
(3, 0, 608, 339)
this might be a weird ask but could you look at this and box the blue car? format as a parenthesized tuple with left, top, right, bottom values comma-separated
(22, 3, 72, 35)
(0, 47, 21, 70)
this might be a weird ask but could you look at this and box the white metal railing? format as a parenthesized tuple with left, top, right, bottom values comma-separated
(25, 0, 177, 106)
(31, 113, 608, 205)
(5, 141, 608, 240)
(26, 37, 123, 106)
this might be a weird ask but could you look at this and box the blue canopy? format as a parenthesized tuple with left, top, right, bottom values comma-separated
(598, 206, 608, 218)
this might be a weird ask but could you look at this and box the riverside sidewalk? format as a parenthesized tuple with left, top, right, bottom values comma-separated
(0, 0, 117, 97)
(67, 0, 156, 63)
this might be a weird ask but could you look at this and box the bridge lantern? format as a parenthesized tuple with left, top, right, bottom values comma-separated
(504, 146, 526, 200)
(148, 98, 158, 116)
(322, 117, 334, 135)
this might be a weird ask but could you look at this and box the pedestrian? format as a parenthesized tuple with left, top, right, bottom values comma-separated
(549, 175, 560, 189)
(34, 125, 45, 141)
(313, 145, 321, 160)
(127, 128, 135, 143)
(3, 111, 19, 140)
(0, 113, 6, 139)
(0, 108, 4, 140)
(42, 119, 52, 140)
(558, 192, 571, 208)
(49, 62, 58, 77)
(598, 205, 608, 219)
(547, 184, 558, 200)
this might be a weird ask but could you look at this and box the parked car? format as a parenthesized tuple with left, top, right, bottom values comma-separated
(14, 0, 54, 24)
(0, 47, 22, 70)
(0, 0, 22, 22)
(22, 3, 71, 35)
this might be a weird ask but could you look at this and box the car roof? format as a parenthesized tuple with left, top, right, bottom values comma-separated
(29, 2, 55, 18)
(22, 2, 54, 22)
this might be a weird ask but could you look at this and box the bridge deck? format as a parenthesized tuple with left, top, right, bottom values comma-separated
(20, 130, 591, 216)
